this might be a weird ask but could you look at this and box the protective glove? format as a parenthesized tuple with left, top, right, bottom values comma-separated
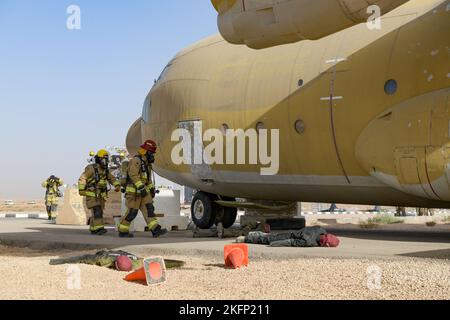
(150, 188, 156, 198)
(79, 190, 86, 197)
(138, 186, 148, 197)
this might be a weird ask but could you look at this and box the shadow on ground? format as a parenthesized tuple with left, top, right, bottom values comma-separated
(1, 220, 449, 261)
(0, 226, 218, 254)
(325, 224, 450, 243)
(399, 248, 450, 260)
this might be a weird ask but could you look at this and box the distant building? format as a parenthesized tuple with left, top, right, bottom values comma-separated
(4, 200, 15, 206)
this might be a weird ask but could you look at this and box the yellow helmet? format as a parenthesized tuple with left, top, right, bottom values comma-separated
(89, 151, 95, 157)
(96, 149, 110, 158)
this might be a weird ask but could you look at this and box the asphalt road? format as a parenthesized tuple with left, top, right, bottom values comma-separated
(0, 219, 449, 261)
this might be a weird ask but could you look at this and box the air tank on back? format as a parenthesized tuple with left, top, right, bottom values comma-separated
(212, 0, 409, 49)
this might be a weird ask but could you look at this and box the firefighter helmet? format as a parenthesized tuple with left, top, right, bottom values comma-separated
(140, 140, 157, 153)
(96, 150, 110, 158)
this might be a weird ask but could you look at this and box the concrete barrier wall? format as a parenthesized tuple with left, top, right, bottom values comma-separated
(56, 187, 122, 226)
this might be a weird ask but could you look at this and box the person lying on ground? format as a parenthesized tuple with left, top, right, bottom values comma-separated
(236, 226, 340, 248)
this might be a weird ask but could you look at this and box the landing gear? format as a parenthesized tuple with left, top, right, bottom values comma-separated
(191, 192, 238, 230)
(191, 192, 218, 229)
(219, 207, 238, 229)
(215, 196, 238, 229)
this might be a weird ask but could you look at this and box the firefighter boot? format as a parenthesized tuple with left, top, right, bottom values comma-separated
(91, 228, 108, 236)
(152, 225, 168, 238)
(119, 232, 134, 238)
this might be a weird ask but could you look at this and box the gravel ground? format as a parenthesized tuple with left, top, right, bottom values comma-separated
(0, 246, 448, 300)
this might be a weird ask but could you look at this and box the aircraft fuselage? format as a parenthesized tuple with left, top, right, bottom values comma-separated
(127, 0, 450, 208)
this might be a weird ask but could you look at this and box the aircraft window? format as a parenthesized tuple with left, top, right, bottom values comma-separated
(384, 79, 398, 95)
(157, 63, 172, 82)
(256, 122, 266, 132)
(295, 120, 305, 134)
(142, 95, 151, 123)
(378, 112, 392, 121)
(220, 124, 229, 136)
(298, 79, 304, 87)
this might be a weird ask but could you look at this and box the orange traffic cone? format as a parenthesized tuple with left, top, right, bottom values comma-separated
(224, 244, 249, 269)
(124, 256, 167, 286)
(124, 267, 146, 282)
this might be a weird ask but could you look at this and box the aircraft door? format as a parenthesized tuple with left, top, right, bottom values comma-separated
(178, 120, 214, 182)
(320, 33, 352, 184)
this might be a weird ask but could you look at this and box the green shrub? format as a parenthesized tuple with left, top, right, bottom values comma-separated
(369, 214, 404, 225)
(426, 221, 437, 227)
(359, 220, 380, 229)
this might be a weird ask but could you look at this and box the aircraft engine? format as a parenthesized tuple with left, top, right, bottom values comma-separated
(212, 0, 409, 49)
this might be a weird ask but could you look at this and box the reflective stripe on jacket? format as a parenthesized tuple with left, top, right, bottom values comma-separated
(126, 156, 154, 194)
(78, 164, 119, 199)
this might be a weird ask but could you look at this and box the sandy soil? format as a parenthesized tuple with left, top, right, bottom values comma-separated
(0, 201, 46, 213)
(0, 246, 448, 300)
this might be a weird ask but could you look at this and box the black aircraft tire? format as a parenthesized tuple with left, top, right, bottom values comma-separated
(220, 207, 238, 229)
(191, 192, 218, 229)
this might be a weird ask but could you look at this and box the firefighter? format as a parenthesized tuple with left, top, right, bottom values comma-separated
(78, 150, 121, 235)
(118, 140, 167, 238)
(42, 175, 63, 220)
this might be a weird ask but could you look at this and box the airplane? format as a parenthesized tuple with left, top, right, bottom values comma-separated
(126, 0, 450, 229)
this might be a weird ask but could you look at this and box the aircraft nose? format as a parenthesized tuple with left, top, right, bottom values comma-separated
(126, 88, 157, 156)
(126, 117, 143, 156)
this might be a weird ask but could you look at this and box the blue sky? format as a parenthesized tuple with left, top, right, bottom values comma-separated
(0, 1, 218, 200)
